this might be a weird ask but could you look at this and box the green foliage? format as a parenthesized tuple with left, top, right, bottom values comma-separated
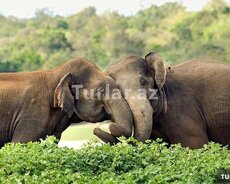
(0, 0, 230, 72)
(0, 136, 229, 183)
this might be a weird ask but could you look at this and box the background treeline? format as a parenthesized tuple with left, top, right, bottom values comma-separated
(0, 0, 230, 72)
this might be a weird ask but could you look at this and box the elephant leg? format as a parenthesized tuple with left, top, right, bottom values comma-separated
(165, 118, 209, 149)
(170, 135, 208, 149)
(11, 121, 47, 143)
(93, 127, 120, 145)
(52, 132, 62, 140)
(150, 127, 169, 143)
(52, 117, 71, 141)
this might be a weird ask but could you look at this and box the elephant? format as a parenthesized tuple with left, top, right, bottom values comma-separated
(0, 57, 134, 148)
(94, 52, 230, 148)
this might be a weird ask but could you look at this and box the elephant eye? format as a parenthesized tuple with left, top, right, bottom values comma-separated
(95, 87, 105, 98)
(99, 88, 105, 95)
(140, 78, 148, 86)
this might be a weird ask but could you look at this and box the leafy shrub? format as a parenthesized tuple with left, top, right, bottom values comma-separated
(0, 136, 229, 183)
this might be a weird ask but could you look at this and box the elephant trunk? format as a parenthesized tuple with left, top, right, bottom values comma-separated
(104, 95, 133, 138)
(127, 95, 153, 142)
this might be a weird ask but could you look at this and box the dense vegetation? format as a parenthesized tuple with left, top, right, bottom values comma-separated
(0, 136, 229, 183)
(0, 0, 230, 72)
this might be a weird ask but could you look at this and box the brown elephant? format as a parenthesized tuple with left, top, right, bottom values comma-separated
(0, 57, 134, 148)
(94, 52, 230, 148)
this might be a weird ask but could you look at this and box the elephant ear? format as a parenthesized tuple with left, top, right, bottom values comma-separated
(54, 73, 75, 117)
(145, 52, 166, 89)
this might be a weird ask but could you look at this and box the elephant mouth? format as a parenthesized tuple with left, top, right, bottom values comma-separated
(73, 106, 106, 123)
(100, 112, 111, 122)
(152, 87, 168, 119)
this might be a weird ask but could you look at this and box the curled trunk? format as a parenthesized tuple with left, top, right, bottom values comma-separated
(94, 94, 134, 144)
(105, 96, 133, 138)
(127, 96, 153, 142)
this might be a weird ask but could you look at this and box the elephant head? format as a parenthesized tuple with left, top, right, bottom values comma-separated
(53, 58, 134, 143)
(107, 52, 168, 142)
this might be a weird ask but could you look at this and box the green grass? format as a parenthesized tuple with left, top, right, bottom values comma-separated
(61, 122, 109, 141)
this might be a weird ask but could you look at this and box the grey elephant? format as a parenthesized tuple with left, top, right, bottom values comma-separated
(0, 57, 134, 148)
(94, 52, 230, 148)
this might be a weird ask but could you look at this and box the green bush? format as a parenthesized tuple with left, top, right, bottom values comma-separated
(0, 137, 229, 183)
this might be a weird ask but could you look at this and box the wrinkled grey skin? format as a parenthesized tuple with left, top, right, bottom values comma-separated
(0, 58, 133, 147)
(97, 52, 230, 148)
